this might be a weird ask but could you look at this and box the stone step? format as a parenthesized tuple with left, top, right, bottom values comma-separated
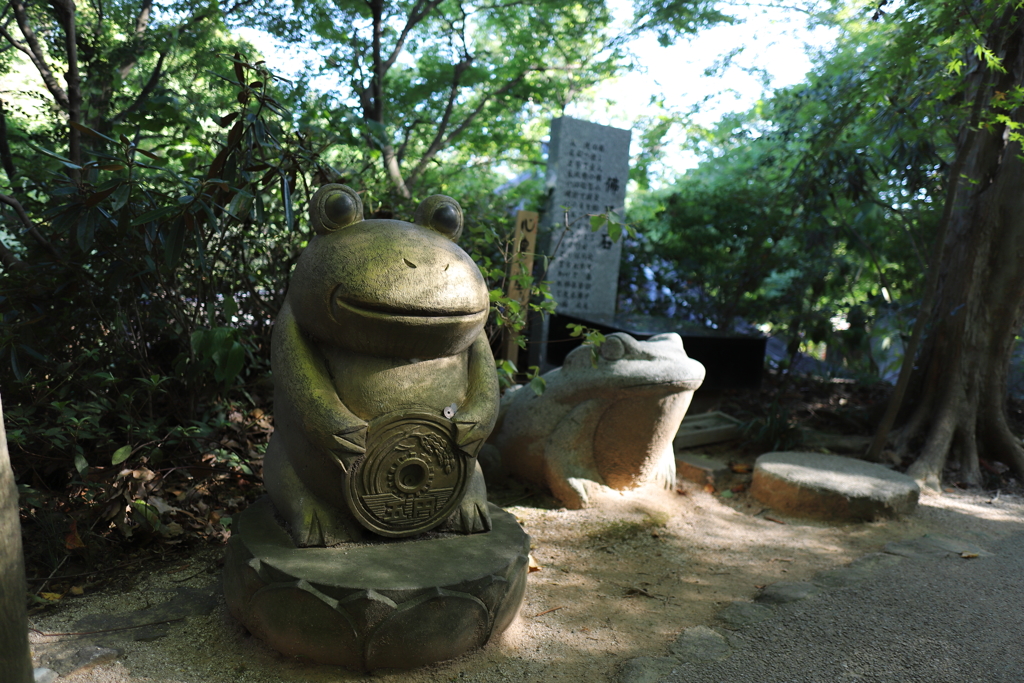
(750, 451, 919, 522)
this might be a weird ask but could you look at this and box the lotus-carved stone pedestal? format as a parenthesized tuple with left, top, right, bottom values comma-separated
(224, 497, 529, 670)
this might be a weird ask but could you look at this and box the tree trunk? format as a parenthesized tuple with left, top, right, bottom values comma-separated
(0, 393, 33, 682)
(381, 142, 411, 199)
(895, 7, 1024, 491)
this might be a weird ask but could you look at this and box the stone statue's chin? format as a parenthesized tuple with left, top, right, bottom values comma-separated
(330, 299, 487, 360)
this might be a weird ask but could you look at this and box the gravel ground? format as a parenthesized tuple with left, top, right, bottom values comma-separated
(654, 527, 1024, 683)
(27, 486, 1024, 683)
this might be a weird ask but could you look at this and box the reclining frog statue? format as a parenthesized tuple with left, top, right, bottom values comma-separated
(488, 331, 705, 508)
(224, 185, 529, 671)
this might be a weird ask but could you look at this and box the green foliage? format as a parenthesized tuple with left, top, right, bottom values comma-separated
(568, 323, 607, 368)
(1, 53, 307, 479)
(496, 359, 546, 396)
(741, 399, 801, 451)
(621, 1, 954, 373)
(0, 0, 734, 529)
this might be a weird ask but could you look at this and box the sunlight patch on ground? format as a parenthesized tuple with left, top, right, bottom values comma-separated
(919, 490, 1024, 528)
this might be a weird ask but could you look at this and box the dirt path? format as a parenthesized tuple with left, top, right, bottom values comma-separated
(29, 481, 1024, 683)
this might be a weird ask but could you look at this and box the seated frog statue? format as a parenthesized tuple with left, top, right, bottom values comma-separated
(489, 332, 704, 509)
(264, 184, 498, 546)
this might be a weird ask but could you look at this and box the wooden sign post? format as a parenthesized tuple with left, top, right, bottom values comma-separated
(502, 210, 538, 363)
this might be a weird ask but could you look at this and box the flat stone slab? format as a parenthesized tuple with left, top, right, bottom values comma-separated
(71, 586, 218, 642)
(37, 646, 121, 677)
(675, 453, 732, 488)
(750, 451, 919, 521)
(674, 412, 743, 449)
(756, 581, 820, 605)
(717, 601, 774, 629)
(618, 655, 679, 683)
(883, 534, 993, 560)
(670, 625, 732, 663)
(224, 496, 529, 671)
(813, 552, 903, 588)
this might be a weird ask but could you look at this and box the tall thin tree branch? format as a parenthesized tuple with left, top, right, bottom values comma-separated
(0, 192, 61, 260)
(407, 54, 472, 176)
(0, 99, 18, 185)
(117, 0, 153, 78)
(364, 0, 411, 197)
(50, 0, 81, 170)
(8, 0, 70, 110)
(0, 233, 25, 269)
(406, 70, 532, 186)
(381, 0, 445, 73)
(112, 50, 165, 124)
(0, 22, 32, 57)
(370, 0, 384, 120)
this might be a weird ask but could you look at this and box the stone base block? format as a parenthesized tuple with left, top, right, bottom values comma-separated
(224, 497, 529, 670)
(750, 451, 919, 522)
(675, 453, 733, 489)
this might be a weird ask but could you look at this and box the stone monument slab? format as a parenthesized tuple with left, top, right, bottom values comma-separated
(544, 116, 631, 318)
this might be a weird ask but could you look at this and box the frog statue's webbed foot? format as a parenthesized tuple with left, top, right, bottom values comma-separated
(445, 460, 491, 534)
(652, 442, 677, 491)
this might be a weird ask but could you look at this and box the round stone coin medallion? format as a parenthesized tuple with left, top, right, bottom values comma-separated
(345, 410, 468, 537)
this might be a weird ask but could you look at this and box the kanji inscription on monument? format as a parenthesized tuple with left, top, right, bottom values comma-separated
(544, 117, 631, 316)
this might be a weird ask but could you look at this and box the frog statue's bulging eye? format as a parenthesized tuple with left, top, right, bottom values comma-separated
(600, 335, 626, 361)
(310, 184, 364, 235)
(414, 195, 463, 242)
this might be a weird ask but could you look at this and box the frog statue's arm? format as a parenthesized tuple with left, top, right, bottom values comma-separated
(272, 298, 368, 464)
(444, 330, 499, 534)
(451, 331, 500, 457)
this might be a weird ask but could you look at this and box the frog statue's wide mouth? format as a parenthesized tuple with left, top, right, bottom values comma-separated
(333, 294, 488, 322)
(328, 284, 489, 360)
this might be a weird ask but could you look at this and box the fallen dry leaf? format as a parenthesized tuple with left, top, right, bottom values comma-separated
(64, 521, 85, 550)
(528, 554, 541, 572)
(730, 463, 752, 474)
(69, 586, 84, 596)
(703, 484, 716, 494)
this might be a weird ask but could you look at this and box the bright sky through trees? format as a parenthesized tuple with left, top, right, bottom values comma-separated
(236, 2, 837, 184)
(569, 1, 839, 178)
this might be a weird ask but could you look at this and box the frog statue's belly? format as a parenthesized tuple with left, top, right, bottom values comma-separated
(323, 349, 469, 420)
(489, 332, 705, 509)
